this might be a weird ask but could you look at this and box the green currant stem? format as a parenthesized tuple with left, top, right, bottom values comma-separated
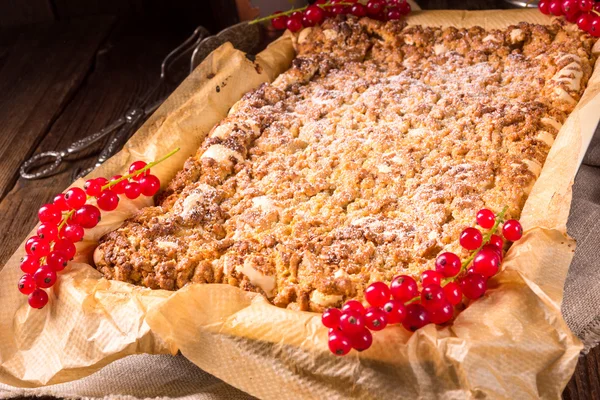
(249, 2, 354, 25)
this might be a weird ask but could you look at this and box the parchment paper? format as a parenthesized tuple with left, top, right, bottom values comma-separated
(1, 10, 599, 399)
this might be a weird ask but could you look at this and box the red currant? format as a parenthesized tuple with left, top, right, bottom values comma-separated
(366, 0, 384, 15)
(322, 308, 342, 329)
(351, 3, 367, 17)
(421, 284, 446, 311)
(458, 273, 487, 299)
(435, 252, 461, 277)
(387, 7, 402, 20)
(330, 4, 347, 15)
(443, 282, 462, 305)
(139, 175, 161, 196)
(549, 0, 564, 15)
(34, 265, 57, 288)
(302, 15, 316, 27)
(562, 0, 580, 14)
(502, 220, 523, 241)
(271, 13, 288, 30)
(38, 203, 62, 225)
(341, 299, 365, 315)
(460, 227, 483, 250)
(129, 161, 148, 180)
(402, 303, 430, 332)
(53, 238, 76, 260)
(37, 223, 58, 241)
(97, 189, 119, 211)
(398, 1, 411, 15)
(95, 177, 109, 187)
(349, 328, 373, 352)
(286, 16, 303, 32)
(18, 274, 36, 295)
(28, 288, 49, 309)
(339, 311, 365, 335)
(25, 236, 40, 254)
(471, 248, 501, 278)
(588, 17, 600, 37)
(481, 244, 502, 261)
(577, 12, 594, 31)
(84, 179, 102, 196)
(124, 182, 142, 199)
(429, 301, 454, 324)
(74, 204, 101, 229)
(365, 306, 388, 331)
(579, 0, 593, 11)
(539, 0, 551, 13)
(53, 193, 70, 211)
(20, 255, 40, 274)
(61, 224, 84, 242)
(383, 299, 406, 324)
(421, 270, 443, 287)
(594, 2, 600, 12)
(476, 209, 495, 229)
(489, 234, 504, 250)
(47, 250, 68, 271)
(65, 187, 87, 209)
(565, 9, 581, 22)
(305, 5, 325, 24)
(27, 238, 50, 257)
(364, 281, 391, 307)
(110, 175, 127, 194)
(328, 331, 352, 356)
(390, 275, 418, 301)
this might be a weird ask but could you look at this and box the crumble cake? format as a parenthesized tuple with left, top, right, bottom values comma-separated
(94, 17, 597, 312)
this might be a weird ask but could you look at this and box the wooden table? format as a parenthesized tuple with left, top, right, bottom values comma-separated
(0, 2, 598, 399)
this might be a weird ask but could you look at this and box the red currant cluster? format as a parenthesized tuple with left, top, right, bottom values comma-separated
(538, 0, 600, 37)
(17, 149, 179, 309)
(252, 0, 411, 33)
(323, 207, 524, 356)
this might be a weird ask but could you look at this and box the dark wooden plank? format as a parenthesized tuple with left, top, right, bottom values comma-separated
(563, 346, 600, 400)
(0, 16, 114, 202)
(0, 16, 192, 266)
(51, 0, 140, 19)
(0, 0, 55, 28)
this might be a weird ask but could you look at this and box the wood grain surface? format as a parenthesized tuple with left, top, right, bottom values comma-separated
(0, 2, 597, 399)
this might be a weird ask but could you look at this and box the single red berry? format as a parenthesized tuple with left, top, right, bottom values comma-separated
(565, 9, 581, 22)
(109, 175, 127, 195)
(286, 15, 303, 32)
(20, 255, 40, 274)
(27, 238, 50, 257)
(349, 328, 373, 352)
(429, 301, 454, 324)
(341, 299, 365, 315)
(460, 227, 483, 250)
(339, 311, 365, 335)
(390, 275, 418, 301)
(18, 274, 37, 295)
(28, 288, 49, 309)
(37, 223, 58, 241)
(61, 224, 84, 242)
(124, 182, 142, 199)
(53, 238, 76, 260)
(588, 16, 600, 37)
(46, 250, 68, 272)
(322, 308, 342, 329)
(305, 5, 325, 24)
(364, 281, 391, 307)
(25, 236, 40, 254)
(129, 161, 148, 180)
(549, 0, 564, 15)
(482, 243, 503, 261)
(364, 306, 388, 331)
(84, 179, 102, 196)
(95, 177, 109, 187)
(64, 187, 87, 209)
(331, 4, 348, 15)
(421, 284, 446, 311)
(271, 14, 288, 30)
(53, 193, 70, 211)
(459, 273, 487, 299)
(38, 203, 62, 225)
(539, 0, 551, 13)
(97, 189, 119, 211)
(302, 15, 316, 27)
(290, 11, 303, 19)
(579, 0, 593, 11)
(435, 252, 461, 277)
(387, 7, 402, 20)
(562, 0, 579, 14)
(366, 0, 384, 15)
(489, 234, 504, 250)
(139, 175, 161, 197)
(382, 299, 406, 324)
(421, 270, 443, 287)
(398, 1, 411, 15)
(471, 248, 501, 278)
(351, 3, 367, 16)
(577, 12, 594, 31)
(476, 208, 495, 229)
(34, 265, 57, 289)
(443, 282, 462, 305)
(74, 204, 101, 229)
(502, 220, 523, 242)
(594, 2, 600, 12)
(402, 303, 430, 332)
(328, 330, 352, 356)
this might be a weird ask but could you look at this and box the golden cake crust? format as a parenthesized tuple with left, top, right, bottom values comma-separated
(95, 17, 597, 311)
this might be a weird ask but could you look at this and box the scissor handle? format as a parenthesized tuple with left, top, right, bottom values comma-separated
(20, 151, 64, 180)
